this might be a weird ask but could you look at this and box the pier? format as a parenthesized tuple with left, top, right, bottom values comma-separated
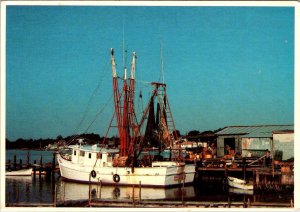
(5, 152, 294, 208)
(5, 151, 59, 177)
(196, 157, 294, 190)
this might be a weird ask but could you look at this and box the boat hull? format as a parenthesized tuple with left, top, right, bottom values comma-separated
(57, 154, 195, 187)
(6, 168, 32, 176)
(227, 176, 253, 190)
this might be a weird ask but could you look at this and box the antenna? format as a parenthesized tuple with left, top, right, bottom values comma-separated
(122, 23, 128, 80)
(160, 40, 164, 84)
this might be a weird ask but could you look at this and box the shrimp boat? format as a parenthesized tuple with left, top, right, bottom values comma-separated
(57, 48, 195, 187)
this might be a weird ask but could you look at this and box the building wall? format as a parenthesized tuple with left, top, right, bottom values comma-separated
(241, 137, 272, 157)
(273, 133, 294, 160)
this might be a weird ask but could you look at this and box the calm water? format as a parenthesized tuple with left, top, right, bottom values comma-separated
(5, 150, 294, 207)
(6, 149, 55, 164)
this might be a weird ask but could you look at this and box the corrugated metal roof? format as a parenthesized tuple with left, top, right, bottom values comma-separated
(216, 125, 294, 138)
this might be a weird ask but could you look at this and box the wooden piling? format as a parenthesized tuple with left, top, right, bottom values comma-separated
(39, 155, 43, 178)
(7, 160, 11, 171)
(19, 159, 22, 169)
(26, 151, 30, 168)
(139, 181, 141, 201)
(181, 186, 184, 206)
(132, 184, 135, 205)
(33, 160, 37, 177)
(54, 184, 57, 207)
(224, 165, 228, 178)
(99, 180, 102, 199)
(88, 173, 91, 204)
(227, 196, 231, 208)
(62, 182, 65, 204)
(255, 170, 259, 185)
(242, 157, 246, 181)
(52, 152, 56, 177)
(13, 155, 17, 171)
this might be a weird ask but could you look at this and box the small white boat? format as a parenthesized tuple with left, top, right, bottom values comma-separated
(6, 168, 33, 176)
(227, 176, 253, 190)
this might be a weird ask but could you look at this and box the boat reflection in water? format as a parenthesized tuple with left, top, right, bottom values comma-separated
(57, 180, 195, 202)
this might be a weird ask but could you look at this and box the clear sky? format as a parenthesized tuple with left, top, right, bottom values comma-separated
(5, 5, 294, 141)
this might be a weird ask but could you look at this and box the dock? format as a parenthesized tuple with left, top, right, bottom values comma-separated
(5, 151, 59, 177)
(88, 199, 293, 208)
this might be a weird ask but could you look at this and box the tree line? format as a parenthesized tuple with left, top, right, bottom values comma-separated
(5, 133, 106, 150)
(6, 129, 222, 150)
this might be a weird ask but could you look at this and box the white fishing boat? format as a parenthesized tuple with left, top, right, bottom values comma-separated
(57, 48, 195, 187)
(6, 168, 32, 176)
(227, 176, 253, 190)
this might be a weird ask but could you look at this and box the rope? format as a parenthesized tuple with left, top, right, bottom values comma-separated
(83, 93, 113, 134)
(73, 61, 110, 135)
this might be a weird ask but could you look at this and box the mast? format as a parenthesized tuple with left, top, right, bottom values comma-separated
(128, 52, 137, 130)
(110, 48, 127, 156)
(160, 41, 164, 84)
(110, 48, 138, 157)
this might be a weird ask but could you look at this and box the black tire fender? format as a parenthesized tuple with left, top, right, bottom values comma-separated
(113, 174, 120, 183)
(91, 170, 97, 178)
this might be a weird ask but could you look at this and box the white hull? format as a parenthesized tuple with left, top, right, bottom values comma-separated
(229, 187, 254, 195)
(6, 168, 32, 176)
(227, 176, 253, 190)
(57, 154, 195, 187)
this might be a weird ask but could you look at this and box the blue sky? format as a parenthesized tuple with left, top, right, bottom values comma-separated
(5, 6, 294, 140)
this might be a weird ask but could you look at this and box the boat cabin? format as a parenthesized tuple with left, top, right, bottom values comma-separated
(70, 144, 119, 167)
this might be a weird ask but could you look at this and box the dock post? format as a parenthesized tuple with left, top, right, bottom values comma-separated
(54, 184, 57, 207)
(242, 157, 246, 181)
(61, 181, 65, 205)
(255, 170, 259, 185)
(227, 196, 231, 208)
(39, 155, 43, 178)
(132, 184, 135, 204)
(8, 160, 11, 171)
(139, 181, 141, 201)
(13, 155, 17, 171)
(52, 152, 56, 177)
(99, 180, 102, 199)
(19, 159, 22, 169)
(181, 184, 184, 206)
(33, 160, 36, 178)
(7, 192, 10, 207)
(26, 151, 30, 168)
(88, 173, 91, 204)
(16, 186, 19, 203)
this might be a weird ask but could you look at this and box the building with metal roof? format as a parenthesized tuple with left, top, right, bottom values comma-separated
(215, 125, 294, 160)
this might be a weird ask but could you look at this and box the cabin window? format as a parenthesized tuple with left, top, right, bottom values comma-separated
(80, 151, 85, 157)
(89, 153, 91, 159)
(74, 150, 77, 156)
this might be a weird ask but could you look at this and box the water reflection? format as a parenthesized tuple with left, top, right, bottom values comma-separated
(56, 180, 196, 202)
(5, 176, 293, 207)
(5, 175, 57, 204)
